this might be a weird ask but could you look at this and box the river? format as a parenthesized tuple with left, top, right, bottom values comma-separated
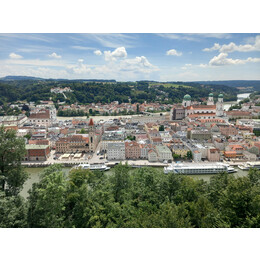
(223, 92, 251, 111)
(20, 166, 249, 198)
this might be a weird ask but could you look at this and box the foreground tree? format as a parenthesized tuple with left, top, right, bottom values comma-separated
(25, 164, 260, 228)
(0, 126, 27, 196)
(27, 164, 66, 228)
(0, 191, 27, 228)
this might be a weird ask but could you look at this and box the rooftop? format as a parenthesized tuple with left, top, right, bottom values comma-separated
(26, 144, 49, 150)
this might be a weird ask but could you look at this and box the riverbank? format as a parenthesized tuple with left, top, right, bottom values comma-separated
(223, 92, 251, 111)
(21, 165, 249, 199)
(57, 112, 169, 122)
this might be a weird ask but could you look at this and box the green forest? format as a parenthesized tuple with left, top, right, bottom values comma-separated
(1, 127, 260, 228)
(0, 79, 238, 107)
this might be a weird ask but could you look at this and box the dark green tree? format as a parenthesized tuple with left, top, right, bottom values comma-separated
(0, 191, 27, 227)
(159, 125, 165, 131)
(0, 126, 27, 196)
(27, 164, 66, 228)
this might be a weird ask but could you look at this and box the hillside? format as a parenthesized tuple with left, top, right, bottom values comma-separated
(0, 79, 239, 106)
(195, 80, 260, 91)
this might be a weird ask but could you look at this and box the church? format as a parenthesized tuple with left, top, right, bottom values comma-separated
(171, 93, 224, 120)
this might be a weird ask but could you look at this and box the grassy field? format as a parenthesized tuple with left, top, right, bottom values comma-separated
(149, 82, 191, 88)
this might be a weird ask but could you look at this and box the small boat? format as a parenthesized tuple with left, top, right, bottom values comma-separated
(238, 162, 260, 171)
(238, 164, 249, 170)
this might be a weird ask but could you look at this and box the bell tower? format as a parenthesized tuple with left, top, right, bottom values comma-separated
(207, 93, 214, 106)
(88, 118, 95, 152)
(216, 94, 224, 117)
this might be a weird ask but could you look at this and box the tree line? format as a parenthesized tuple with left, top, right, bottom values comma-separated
(0, 80, 238, 109)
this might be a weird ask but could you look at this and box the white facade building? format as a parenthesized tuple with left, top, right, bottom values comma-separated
(107, 142, 125, 160)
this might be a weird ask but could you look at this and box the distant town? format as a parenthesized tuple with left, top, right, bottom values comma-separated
(1, 84, 260, 172)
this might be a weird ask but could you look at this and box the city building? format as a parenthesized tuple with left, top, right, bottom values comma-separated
(107, 142, 125, 160)
(125, 141, 141, 159)
(24, 144, 50, 161)
(56, 135, 89, 153)
(156, 145, 173, 162)
(207, 148, 220, 162)
(28, 109, 51, 127)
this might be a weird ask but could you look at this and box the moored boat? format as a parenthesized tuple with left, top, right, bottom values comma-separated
(164, 162, 236, 175)
(73, 163, 110, 171)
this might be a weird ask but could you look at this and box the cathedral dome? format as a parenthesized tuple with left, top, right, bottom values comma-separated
(183, 94, 191, 101)
(209, 93, 213, 97)
(218, 94, 223, 98)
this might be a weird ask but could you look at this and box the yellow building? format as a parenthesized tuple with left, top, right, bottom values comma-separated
(172, 144, 190, 157)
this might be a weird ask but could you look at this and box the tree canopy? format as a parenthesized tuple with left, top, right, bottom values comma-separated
(24, 164, 260, 228)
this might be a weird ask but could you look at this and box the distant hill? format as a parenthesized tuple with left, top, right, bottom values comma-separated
(0, 75, 116, 83)
(195, 80, 260, 91)
(0, 76, 45, 81)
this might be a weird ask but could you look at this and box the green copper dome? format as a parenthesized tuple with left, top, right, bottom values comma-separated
(218, 94, 223, 98)
(209, 93, 213, 97)
(183, 94, 191, 101)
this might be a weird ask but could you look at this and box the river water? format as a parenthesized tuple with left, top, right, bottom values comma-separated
(223, 93, 251, 111)
(21, 166, 249, 198)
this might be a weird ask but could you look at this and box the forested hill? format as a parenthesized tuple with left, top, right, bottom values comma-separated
(0, 76, 116, 83)
(0, 79, 239, 105)
(195, 80, 260, 91)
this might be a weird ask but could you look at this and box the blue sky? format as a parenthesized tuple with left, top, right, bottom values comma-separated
(0, 33, 259, 81)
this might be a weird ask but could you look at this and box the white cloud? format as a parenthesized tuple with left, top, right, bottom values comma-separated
(80, 34, 136, 48)
(198, 63, 208, 68)
(104, 47, 127, 61)
(48, 52, 62, 59)
(5, 58, 65, 67)
(209, 52, 260, 66)
(67, 59, 91, 74)
(9, 52, 23, 59)
(181, 64, 192, 70)
(203, 43, 221, 52)
(119, 56, 159, 73)
(94, 50, 102, 56)
(71, 46, 96, 50)
(166, 49, 182, 56)
(158, 33, 232, 42)
(204, 35, 260, 53)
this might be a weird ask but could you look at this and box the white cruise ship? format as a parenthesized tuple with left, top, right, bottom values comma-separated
(74, 163, 110, 171)
(164, 162, 236, 175)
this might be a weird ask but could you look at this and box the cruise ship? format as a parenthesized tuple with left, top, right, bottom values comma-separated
(164, 162, 236, 175)
(238, 161, 260, 171)
(74, 163, 110, 171)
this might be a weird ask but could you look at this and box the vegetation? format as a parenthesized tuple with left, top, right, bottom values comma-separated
(0, 79, 238, 110)
(0, 126, 28, 227)
(23, 164, 260, 228)
(0, 126, 27, 196)
(159, 125, 165, 131)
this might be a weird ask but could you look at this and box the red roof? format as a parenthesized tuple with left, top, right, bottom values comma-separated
(89, 118, 94, 126)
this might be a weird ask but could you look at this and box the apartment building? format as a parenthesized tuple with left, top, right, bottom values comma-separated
(107, 142, 125, 161)
(156, 145, 173, 162)
(125, 141, 141, 159)
(28, 109, 51, 127)
(56, 135, 89, 153)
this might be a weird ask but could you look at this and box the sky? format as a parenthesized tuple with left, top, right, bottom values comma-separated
(0, 33, 260, 82)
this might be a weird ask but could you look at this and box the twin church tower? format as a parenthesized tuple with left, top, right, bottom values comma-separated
(172, 93, 224, 120)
